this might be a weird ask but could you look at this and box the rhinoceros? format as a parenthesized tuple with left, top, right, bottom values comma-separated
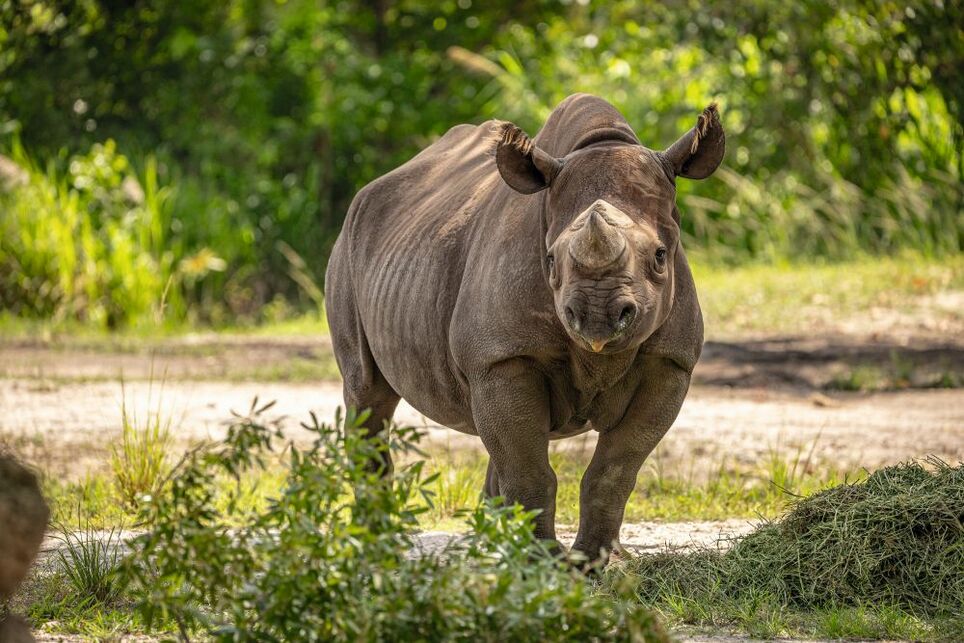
(325, 93, 723, 563)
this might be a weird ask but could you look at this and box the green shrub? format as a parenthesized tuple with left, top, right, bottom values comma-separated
(123, 402, 667, 641)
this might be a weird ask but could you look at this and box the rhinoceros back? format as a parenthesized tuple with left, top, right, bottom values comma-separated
(326, 120, 511, 430)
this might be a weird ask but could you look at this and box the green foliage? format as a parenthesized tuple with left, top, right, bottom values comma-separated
(0, 139, 180, 326)
(1, 0, 961, 326)
(123, 402, 667, 641)
(471, 1, 963, 261)
(612, 458, 964, 640)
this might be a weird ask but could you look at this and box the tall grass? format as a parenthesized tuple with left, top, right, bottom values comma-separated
(53, 519, 123, 605)
(0, 138, 177, 327)
(0, 139, 241, 328)
(684, 165, 962, 263)
(110, 381, 174, 509)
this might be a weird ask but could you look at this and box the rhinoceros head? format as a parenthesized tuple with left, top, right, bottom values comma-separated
(496, 104, 724, 353)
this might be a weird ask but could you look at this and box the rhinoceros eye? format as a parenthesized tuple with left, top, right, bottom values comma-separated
(546, 253, 555, 272)
(654, 246, 667, 271)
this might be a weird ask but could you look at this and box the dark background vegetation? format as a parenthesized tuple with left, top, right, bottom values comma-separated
(1, 0, 961, 327)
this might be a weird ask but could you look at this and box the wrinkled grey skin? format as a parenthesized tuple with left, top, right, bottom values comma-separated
(326, 93, 724, 564)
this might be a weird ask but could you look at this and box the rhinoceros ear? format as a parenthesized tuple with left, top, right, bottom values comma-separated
(662, 103, 725, 180)
(496, 123, 564, 194)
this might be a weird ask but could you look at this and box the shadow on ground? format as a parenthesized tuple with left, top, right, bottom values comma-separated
(697, 336, 964, 390)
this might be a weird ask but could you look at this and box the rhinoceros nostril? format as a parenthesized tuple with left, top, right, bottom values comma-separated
(565, 305, 579, 331)
(615, 304, 636, 331)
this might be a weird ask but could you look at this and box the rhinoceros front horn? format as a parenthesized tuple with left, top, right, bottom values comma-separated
(568, 206, 627, 270)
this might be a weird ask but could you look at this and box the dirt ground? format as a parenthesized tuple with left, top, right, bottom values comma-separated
(3, 330, 962, 643)
(3, 377, 964, 481)
(1, 333, 962, 479)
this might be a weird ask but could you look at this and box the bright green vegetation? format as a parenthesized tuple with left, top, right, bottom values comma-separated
(2, 1, 961, 328)
(117, 404, 665, 641)
(605, 459, 964, 641)
(693, 253, 964, 337)
(43, 438, 848, 531)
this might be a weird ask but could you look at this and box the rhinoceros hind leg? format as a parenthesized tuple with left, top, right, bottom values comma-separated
(344, 369, 400, 477)
(327, 256, 400, 477)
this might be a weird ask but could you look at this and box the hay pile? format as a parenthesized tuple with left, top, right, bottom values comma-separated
(626, 458, 964, 622)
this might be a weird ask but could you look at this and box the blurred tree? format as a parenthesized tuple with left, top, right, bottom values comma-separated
(0, 0, 960, 325)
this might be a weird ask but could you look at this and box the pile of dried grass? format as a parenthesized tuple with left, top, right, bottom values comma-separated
(620, 458, 964, 630)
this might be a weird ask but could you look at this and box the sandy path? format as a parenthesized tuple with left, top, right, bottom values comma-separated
(2, 377, 962, 478)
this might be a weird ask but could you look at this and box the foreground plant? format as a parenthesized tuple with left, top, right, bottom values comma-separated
(54, 520, 123, 606)
(123, 401, 666, 642)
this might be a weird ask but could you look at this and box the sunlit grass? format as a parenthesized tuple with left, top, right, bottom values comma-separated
(110, 382, 175, 509)
(691, 253, 964, 338)
(605, 459, 964, 642)
(43, 441, 853, 530)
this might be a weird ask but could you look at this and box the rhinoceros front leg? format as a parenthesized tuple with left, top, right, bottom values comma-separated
(572, 358, 692, 565)
(471, 361, 557, 541)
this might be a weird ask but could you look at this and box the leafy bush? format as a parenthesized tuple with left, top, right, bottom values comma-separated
(123, 402, 667, 641)
(0, 139, 170, 326)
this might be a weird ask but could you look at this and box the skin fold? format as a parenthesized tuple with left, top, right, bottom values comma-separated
(326, 93, 724, 564)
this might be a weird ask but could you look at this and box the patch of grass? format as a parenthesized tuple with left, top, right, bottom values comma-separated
(828, 350, 963, 391)
(110, 382, 175, 508)
(817, 603, 932, 640)
(411, 439, 847, 526)
(422, 452, 487, 522)
(228, 309, 329, 336)
(12, 566, 164, 640)
(44, 474, 132, 529)
(229, 353, 341, 383)
(53, 520, 123, 604)
(42, 440, 850, 530)
(608, 458, 964, 641)
(6, 512, 158, 640)
(0, 307, 329, 342)
(555, 442, 846, 524)
(692, 253, 964, 338)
